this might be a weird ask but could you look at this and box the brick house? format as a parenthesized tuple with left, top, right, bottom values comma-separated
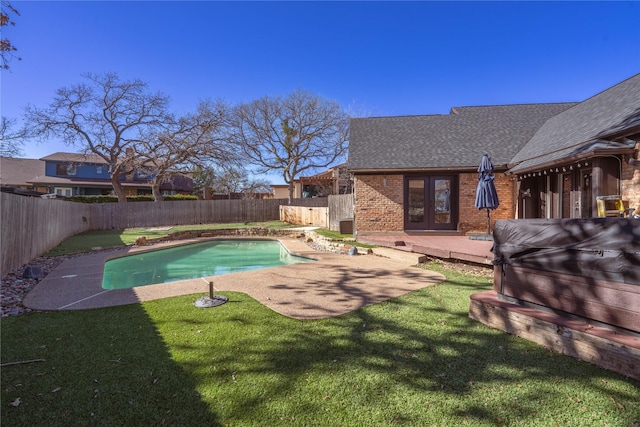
(348, 73, 640, 236)
(349, 104, 577, 234)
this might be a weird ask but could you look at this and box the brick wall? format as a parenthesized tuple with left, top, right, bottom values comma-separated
(459, 172, 515, 233)
(354, 175, 404, 232)
(355, 173, 517, 234)
(622, 151, 640, 211)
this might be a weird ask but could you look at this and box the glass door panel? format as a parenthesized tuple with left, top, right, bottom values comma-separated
(405, 176, 456, 230)
(407, 179, 425, 225)
(580, 169, 592, 218)
(433, 178, 452, 225)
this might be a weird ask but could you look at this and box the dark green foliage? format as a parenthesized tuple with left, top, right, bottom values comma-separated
(163, 194, 198, 201)
(64, 194, 197, 203)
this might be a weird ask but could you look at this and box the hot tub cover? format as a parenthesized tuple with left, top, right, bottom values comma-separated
(492, 218, 640, 285)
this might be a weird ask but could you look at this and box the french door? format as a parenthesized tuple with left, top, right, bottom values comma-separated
(404, 176, 457, 230)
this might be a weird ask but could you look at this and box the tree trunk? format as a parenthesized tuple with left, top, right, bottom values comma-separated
(110, 175, 128, 203)
(151, 181, 164, 202)
(287, 181, 294, 205)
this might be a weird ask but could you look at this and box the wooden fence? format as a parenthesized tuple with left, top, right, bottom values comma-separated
(279, 205, 329, 228)
(328, 194, 354, 231)
(279, 194, 354, 231)
(1, 192, 92, 275)
(88, 198, 285, 230)
(0, 194, 334, 274)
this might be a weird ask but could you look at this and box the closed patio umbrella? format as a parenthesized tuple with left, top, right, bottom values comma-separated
(475, 154, 499, 235)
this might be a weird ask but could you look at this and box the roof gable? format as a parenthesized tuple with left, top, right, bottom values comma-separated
(40, 152, 109, 165)
(348, 103, 577, 171)
(509, 73, 640, 173)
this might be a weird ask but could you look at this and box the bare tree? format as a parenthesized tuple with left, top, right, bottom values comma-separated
(209, 165, 244, 199)
(24, 72, 170, 202)
(192, 165, 216, 199)
(208, 164, 271, 199)
(240, 176, 272, 199)
(136, 99, 235, 202)
(230, 89, 349, 203)
(1, 1, 21, 70)
(0, 116, 26, 157)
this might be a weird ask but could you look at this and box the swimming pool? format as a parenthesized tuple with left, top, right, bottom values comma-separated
(102, 239, 312, 289)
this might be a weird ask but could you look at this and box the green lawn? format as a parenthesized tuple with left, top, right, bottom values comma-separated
(44, 221, 301, 256)
(2, 263, 638, 426)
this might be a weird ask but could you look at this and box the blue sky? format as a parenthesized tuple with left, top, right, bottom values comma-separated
(2, 1, 639, 183)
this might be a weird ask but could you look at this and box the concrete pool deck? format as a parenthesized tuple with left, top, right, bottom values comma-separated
(23, 238, 446, 320)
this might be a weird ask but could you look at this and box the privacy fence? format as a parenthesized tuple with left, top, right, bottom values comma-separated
(1, 192, 93, 276)
(328, 194, 355, 231)
(1, 193, 353, 275)
(279, 194, 354, 229)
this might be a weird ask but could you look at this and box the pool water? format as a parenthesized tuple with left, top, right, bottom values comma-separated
(102, 239, 311, 289)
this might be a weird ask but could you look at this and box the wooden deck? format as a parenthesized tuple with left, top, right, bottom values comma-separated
(496, 265, 639, 333)
(470, 290, 640, 381)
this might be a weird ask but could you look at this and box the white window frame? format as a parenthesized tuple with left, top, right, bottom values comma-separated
(55, 187, 73, 197)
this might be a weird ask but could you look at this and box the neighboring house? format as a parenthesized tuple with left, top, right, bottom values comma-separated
(269, 164, 353, 199)
(23, 152, 193, 197)
(0, 157, 47, 195)
(271, 182, 302, 199)
(348, 73, 640, 235)
(300, 163, 352, 197)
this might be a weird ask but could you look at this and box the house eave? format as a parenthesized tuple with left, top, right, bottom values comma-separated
(349, 166, 508, 175)
(506, 146, 637, 176)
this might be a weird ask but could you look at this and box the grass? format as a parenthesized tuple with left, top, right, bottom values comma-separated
(312, 228, 353, 239)
(44, 221, 301, 256)
(2, 263, 638, 426)
(311, 228, 377, 249)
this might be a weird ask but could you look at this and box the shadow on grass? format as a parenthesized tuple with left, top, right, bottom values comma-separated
(45, 230, 129, 256)
(0, 304, 221, 426)
(143, 264, 639, 425)
(3, 263, 639, 425)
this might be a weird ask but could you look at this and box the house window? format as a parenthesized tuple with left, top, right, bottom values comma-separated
(136, 168, 151, 180)
(56, 163, 77, 176)
(97, 166, 103, 174)
(55, 187, 73, 197)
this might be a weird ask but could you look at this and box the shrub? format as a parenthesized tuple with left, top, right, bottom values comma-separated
(164, 194, 198, 201)
(64, 195, 197, 203)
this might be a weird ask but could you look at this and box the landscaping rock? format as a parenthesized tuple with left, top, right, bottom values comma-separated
(2, 257, 65, 317)
(22, 265, 44, 279)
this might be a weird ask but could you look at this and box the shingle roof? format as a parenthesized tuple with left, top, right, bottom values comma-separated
(508, 73, 640, 174)
(40, 152, 109, 164)
(348, 103, 577, 172)
(0, 157, 46, 186)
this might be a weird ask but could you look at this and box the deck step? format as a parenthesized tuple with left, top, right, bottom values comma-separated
(370, 247, 426, 264)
